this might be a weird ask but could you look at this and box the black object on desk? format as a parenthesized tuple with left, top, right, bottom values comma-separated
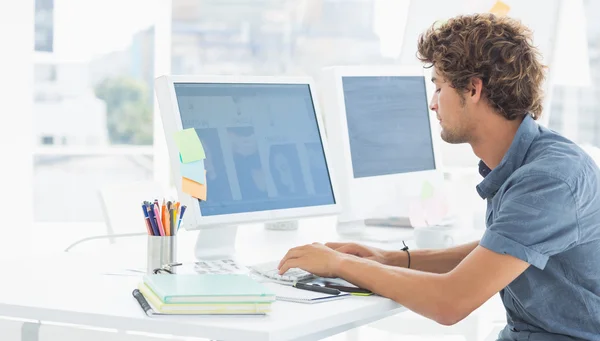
(307, 278, 373, 295)
(132, 289, 155, 316)
(293, 282, 341, 295)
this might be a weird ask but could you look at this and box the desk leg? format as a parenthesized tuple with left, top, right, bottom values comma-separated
(21, 321, 40, 341)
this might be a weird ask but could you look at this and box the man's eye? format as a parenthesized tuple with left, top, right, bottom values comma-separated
(435, 88, 441, 93)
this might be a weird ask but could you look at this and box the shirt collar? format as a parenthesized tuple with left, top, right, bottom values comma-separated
(476, 114, 539, 199)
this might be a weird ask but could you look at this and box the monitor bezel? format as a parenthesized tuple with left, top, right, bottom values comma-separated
(155, 75, 341, 229)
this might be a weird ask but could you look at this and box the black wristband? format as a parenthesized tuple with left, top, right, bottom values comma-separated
(401, 240, 411, 269)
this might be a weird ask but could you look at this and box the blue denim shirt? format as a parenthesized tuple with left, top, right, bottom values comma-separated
(477, 115, 600, 341)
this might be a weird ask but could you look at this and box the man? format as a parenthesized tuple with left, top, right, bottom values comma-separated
(278, 13, 600, 341)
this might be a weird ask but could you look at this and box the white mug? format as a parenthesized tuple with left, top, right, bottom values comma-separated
(414, 225, 456, 249)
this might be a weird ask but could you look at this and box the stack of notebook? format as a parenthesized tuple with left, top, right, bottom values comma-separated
(138, 274, 276, 315)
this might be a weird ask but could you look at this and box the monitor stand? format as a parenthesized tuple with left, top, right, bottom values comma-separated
(193, 220, 299, 260)
(194, 225, 238, 260)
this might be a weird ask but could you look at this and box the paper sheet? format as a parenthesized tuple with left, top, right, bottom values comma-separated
(182, 176, 207, 201)
(174, 128, 206, 163)
(180, 158, 206, 185)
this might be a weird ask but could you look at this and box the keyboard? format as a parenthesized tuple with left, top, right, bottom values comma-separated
(193, 259, 314, 283)
(248, 260, 315, 283)
(194, 259, 249, 275)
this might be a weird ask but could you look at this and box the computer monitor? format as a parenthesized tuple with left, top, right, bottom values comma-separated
(318, 65, 445, 236)
(155, 75, 340, 259)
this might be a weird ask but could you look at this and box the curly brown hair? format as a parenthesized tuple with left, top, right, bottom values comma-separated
(417, 13, 546, 120)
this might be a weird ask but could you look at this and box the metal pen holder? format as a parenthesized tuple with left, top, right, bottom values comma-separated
(146, 235, 177, 274)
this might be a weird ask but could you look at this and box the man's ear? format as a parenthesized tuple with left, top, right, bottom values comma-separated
(469, 77, 483, 103)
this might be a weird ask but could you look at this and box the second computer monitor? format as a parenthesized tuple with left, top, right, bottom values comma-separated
(319, 66, 444, 224)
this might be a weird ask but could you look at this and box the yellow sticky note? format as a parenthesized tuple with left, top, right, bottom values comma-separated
(489, 0, 510, 16)
(182, 176, 207, 201)
(174, 128, 205, 163)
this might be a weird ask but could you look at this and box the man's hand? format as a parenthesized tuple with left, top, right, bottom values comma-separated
(325, 242, 392, 265)
(277, 243, 348, 278)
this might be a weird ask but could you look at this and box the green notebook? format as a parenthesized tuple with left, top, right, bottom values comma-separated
(143, 274, 276, 304)
(138, 282, 272, 314)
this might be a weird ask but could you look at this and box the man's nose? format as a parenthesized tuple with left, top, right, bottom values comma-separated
(429, 97, 438, 112)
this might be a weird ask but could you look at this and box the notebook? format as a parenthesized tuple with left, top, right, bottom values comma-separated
(263, 283, 351, 304)
(143, 274, 276, 304)
(138, 282, 272, 315)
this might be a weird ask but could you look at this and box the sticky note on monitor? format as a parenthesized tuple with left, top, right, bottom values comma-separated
(174, 128, 206, 163)
(180, 158, 206, 185)
(182, 176, 207, 201)
(489, 0, 510, 16)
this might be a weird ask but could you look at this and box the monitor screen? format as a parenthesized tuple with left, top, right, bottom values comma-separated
(174, 83, 335, 216)
(341, 76, 436, 178)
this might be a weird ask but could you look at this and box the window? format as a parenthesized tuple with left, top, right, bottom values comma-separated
(41, 136, 54, 145)
(548, 0, 599, 147)
(34, 0, 54, 52)
(170, 0, 390, 78)
(32, 0, 166, 224)
(34, 64, 57, 82)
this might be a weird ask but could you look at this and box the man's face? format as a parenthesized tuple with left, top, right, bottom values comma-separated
(429, 67, 473, 144)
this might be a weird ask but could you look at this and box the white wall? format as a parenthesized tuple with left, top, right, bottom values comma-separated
(0, 0, 33, 231)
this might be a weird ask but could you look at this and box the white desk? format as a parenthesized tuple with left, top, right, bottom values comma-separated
(0, 219, 409, 341)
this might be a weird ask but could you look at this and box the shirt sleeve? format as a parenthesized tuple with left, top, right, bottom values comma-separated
(480, 174, 579, 270)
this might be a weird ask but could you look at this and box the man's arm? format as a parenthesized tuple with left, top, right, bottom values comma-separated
(278, 242, 528, 326)
(384, 240, 480, 273)
(336, 245, 528, 325)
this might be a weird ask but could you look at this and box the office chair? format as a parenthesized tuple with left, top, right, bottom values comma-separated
(64, 181, 167, 252)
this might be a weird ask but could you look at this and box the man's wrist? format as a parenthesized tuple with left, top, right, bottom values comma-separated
(385, 250, 409, 268)
(333, 253, 354, 277)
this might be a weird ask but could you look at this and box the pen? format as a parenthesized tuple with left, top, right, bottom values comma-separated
(153, 204, 165, 236)
(177, 205, 187, 231)
(163, 203, 170, 237)
(132, 289, 154, 316)
(174, 202, 180, 235)
(144, 217, 153, 235)
(293, 282, 340, 295)
(141, 204, 153, 235)
(146, 204, 159, 236)
(170, 206, 176, 236)
(161, 200, 167, 236)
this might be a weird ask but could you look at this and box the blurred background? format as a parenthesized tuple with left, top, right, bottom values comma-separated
(0, 0, 597, 339)
(0, 0, 596, 252)
(0, 0, 596, 248)
(6, 0, 593, 228)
